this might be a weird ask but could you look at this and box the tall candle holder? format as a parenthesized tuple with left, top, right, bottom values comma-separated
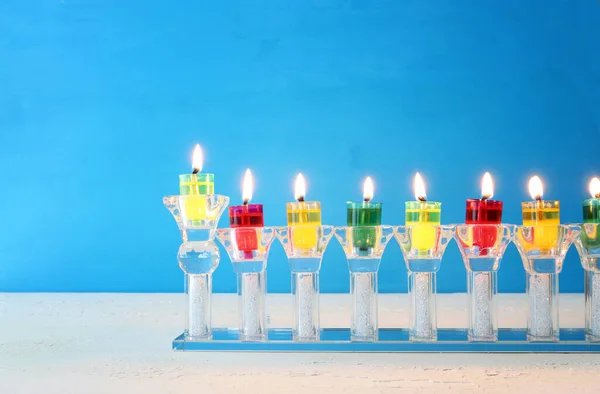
(454, 224, 514, 342)
(163, 194, 229, 341)
(334, 225, 394, 342)
(513, 224, 579, 342)
(216, 227, 276, 341)
(573, 223, 600, 342)
(276, 225, 334, 341)
(394, 225, 454, 342)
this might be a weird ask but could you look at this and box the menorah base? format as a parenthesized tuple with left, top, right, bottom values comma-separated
(173, 328, 600, 352)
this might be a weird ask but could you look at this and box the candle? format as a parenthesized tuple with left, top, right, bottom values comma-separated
(406, 173, 441, 251)
(286, 173, 321, 249)
(465, 172, 503, 253)
(229, 169, 264, 259)
(582, 177, 600, 249)
(521, 175, 560, 251)
(347, 177, 382, 251)
(179, 144, 215, 224)
(584, 177, 600, 223)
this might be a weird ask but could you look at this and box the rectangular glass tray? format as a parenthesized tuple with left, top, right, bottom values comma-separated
(173, 328, 600, 353)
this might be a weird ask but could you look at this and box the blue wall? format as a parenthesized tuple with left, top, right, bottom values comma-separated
(0, 0, 599, 293)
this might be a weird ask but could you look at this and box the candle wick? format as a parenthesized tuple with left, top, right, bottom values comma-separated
(481, 195, 489, 201)
(364, 197, 371, 203)
(243, 200, 249, 206)
(417, 196, 427, 202)
(297, 196, 305, 202)
(595, 193, 600, 199)
(192, 168, 199, 175)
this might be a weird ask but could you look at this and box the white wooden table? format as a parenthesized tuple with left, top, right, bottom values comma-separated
(1, 293, 599, 393)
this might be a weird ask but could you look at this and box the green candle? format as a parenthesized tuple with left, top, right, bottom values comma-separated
(347, 177, 382, 251)
(582, 177, 600, 250)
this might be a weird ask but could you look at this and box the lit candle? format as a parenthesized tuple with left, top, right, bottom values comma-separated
(406, 173, 441, 251)
(229, 169, 264, 259)
(347, 177, 382, 251)
(465, 172, 503, 253)
(286, 173, 322, 249)
(521, 175, 560, 251)
(582, 177, 600, 250)
(179, 144, 215, 224)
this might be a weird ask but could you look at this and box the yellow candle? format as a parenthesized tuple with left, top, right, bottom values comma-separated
(406, 173, 441, 252)
(287, 174, 321, 249)
(179, 144, 215, 224)
(521, 175, 560, 252)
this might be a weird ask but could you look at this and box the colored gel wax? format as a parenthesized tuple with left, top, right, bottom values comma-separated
(521, 200, 560, 252)
(347, 201, 382, 251)
(287, 201, 321, 249)
(582, 198, 600, 250)
(465, 199, 503, 254)
(405, 201, 441, 253)
(229, 204, 264, 259)
(179, 173, 215, 225)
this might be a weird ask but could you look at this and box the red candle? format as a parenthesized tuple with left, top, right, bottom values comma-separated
(229, 169, 264, 259)
(464, 172, 503, 254)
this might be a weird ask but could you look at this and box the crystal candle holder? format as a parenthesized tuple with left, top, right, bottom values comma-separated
(334, 225, 394, 342)
(216, 227, 276, 341)
(513, 224, 579, 342)
(394, 225, 455, 342)
(454, 224, 514, 342)
(276, 225, 334, 341)
(163, 194, 229, 340)
(573, 223, 600, 342)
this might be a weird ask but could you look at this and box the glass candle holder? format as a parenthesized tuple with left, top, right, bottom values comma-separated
(394, 225, 454, 342)
(216, 227, 276, 341)
(334, 225, 394, 342)
(276, 225, 334, 341)
(574, 223, 600, 342)
(455, 224, 514, 342)
(513, 224, 579, 342)
(163, 194, 229, 341)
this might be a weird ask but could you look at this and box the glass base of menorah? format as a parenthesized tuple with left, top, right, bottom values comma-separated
(172, 328, 600, 352)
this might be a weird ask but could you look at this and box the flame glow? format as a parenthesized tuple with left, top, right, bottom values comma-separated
(242, 168, 253, 203)
(294, 173, 306, 201)
(363, 177, 374, 201)
(414, 172, 426, 201)
(590, 177, 600, 199)
(481, 172, 494, 199)
(192, 144, 203, 173)
(528, 175, 544, 200)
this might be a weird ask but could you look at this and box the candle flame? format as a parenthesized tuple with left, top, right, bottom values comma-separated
(363, 176, 374, 201)
(242, 168, 253, 203)
(528, 175, 544, 200)
(590, 177, 600, 199)
(414, 172, 426, 201)
(294, 173, 306, 201)
(192, 144, 203, 173)
(481, 172, 494, 199)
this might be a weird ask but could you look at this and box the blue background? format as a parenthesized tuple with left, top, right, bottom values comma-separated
(0, 0, 599, 293)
